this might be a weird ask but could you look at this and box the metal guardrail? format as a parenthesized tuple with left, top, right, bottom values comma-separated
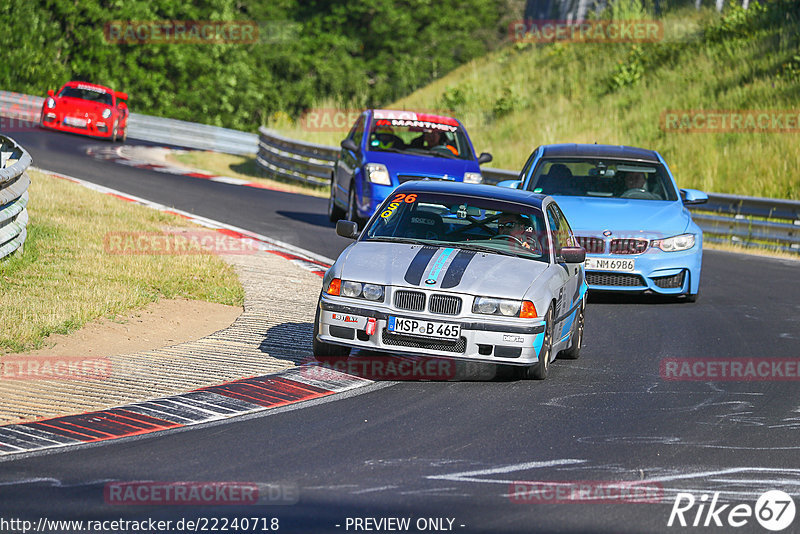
(0, 90, 258, 155)
(256, 128, 800, 254)
(0, 135, 32, 260)
(255, 126, 519, 188)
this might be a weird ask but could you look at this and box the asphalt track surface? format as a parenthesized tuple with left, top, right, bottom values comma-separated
(2, 129, 799, 533)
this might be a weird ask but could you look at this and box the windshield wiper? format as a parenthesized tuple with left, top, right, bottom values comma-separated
(366, 236, 437, 246)
(403, 148, 457, 159)
(453, 242, 526, 258)
(373, 147, 406, 154)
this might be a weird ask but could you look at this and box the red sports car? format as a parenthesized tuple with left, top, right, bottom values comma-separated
(40, 81, 129, 141)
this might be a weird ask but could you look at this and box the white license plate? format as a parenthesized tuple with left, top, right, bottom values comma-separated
(585, 257, 635, 272)
(64, 116, 87, 127)
(387, 316, 460, 340)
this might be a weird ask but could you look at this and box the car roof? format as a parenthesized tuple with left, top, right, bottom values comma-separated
(540, 143, 660, 163)
(64, 80, 114, 93)
(393, 180, 548, 209)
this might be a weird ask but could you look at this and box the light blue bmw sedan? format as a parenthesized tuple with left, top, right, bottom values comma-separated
(500, 144, 707, 301)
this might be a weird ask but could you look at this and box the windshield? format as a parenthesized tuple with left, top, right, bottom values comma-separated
(363, 191, 550, 263)
(527, 158, 678, 201)
(367, 111, 474, 160)
(58, 86, 113, 106)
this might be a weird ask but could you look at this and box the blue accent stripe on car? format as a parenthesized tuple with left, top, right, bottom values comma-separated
(533, 331, 545, 359)
(425, 248, 456, 286)
(404, 246, 439, 286)
(440, 250, 477, 289)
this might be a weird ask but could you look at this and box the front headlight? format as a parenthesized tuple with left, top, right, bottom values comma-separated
(102, 108, 112, 119)
(339, 280, 385, 302)
(364, 163, 391, 185)
(463, 172, 482, 184)
(46, 97, 56, 109)
(651, 233, 695, 252)
(473, 297, 521, 317)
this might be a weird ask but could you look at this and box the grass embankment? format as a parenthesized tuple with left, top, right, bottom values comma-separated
(0, 170, 244, 353)
(167, 151, 328, 198)
(270, 3, 800, 200)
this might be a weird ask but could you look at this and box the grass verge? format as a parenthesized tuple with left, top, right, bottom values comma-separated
(0, 169, 245, 353)
(270, 4, 800, 200)
(167, 150, 328, 198)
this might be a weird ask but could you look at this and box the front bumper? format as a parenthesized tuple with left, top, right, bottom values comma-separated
(585, 245, 702, 295)
(41, 112, 115, 139)
(317, 296, 546, 366)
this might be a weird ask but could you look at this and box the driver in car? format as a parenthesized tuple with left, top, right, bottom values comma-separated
(410, 129, 458, 155)
(623, 171, 647, 191)
(496, 213, 539, 252)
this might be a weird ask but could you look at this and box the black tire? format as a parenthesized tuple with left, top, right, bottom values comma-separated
(111, 121, 118, 143)
(559, 297, 585, 360)
(346, 184, 361, 227)
(328, 174, 345, 223)
(526, 306, 554, 380)
(312, 304, 350, 362)
(121, 126, 127, 142)
(684, 288, 699, 303)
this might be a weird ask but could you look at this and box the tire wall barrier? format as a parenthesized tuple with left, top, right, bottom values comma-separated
(0, 135, 32, 260)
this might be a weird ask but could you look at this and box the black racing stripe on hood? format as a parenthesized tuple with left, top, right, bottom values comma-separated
(404, 246, 439, 286)
(440, 250, 477, 289)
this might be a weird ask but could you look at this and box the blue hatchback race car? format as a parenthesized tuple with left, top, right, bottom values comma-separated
(328, 109, 493, 225)
(500, 144, 708, 301)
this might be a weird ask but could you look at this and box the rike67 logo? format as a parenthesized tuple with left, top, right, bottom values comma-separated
(668, 490, 796, 531)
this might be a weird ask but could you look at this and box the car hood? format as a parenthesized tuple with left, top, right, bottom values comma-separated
(339, 241, 547, 298)
(554, 196, 691, 239)
(364, 151, 480, 179)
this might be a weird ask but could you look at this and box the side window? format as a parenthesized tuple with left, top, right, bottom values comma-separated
(350, 114, 366, 144)
(520, 148, 539, 189)
(546, 205, 561, 258)
(554, 205, 576, 248)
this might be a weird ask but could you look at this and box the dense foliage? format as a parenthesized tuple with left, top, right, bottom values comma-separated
(0, 0, 514, 131)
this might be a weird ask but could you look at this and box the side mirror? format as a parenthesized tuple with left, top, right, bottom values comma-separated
(336, 220, 359, 239)
(680, 188, 708, 205)
(497, 180, 521, 189)
(559, 246, 586, 264)
(47, 90, 54, 97)
(477, 152, 493, 164)
(340, 138, 359, 153)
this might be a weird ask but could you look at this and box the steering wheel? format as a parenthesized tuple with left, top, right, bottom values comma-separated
(430, 145, 457, 157)
(490, 234, 541, 252)
(621, 188, 659, 200)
